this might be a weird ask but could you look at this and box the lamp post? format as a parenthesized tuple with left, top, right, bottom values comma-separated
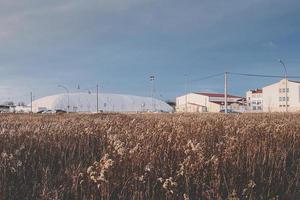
(58, 85, 70, 113)
(150, 75, 155, 112)
(30, 92, 33, 113)
(224, 72, 228, 114)
(279, 60, 288, 112)
(96, 84, 99, 113)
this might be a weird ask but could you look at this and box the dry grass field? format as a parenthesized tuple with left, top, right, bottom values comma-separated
(0, 113, 300, 200)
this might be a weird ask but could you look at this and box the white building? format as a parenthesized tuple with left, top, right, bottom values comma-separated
(30, 93, 173, 113)
(263, 79, 300, 112)
(0, 105, 10, 113)
(176, 92, 245, 113)
(12, 106, 31, 113)
(246, 89, 263, 112)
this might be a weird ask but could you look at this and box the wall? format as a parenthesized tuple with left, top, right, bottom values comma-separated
(263, 79, 300, 112)
(207, 102, 221, 112)
(246, 91, 263, 112)
(286, 81, 300, 112)
(176, 93, 209, 112)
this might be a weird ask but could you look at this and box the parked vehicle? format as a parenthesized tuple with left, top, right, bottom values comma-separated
(219, 109, 241, 113)
(55, 109, 67, 113)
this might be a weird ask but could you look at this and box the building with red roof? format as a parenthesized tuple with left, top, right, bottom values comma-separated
(176, 92, 246, 113)
(246, 89, 263, 112)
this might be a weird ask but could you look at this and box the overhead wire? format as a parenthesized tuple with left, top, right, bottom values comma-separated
(228, 72, 300, 79)
(190, 72, 224, 83)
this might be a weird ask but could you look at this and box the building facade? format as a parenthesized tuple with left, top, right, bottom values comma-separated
(176, 92, 245, 113)
(263, 79, 300, 112)
(246, 89, 263, 112)
(0, 105, 10, 113)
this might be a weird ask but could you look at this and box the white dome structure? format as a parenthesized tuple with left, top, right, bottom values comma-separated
(31, 93, 173, 113)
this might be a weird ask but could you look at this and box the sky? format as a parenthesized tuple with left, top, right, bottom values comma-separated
(0, 0, 300, 103)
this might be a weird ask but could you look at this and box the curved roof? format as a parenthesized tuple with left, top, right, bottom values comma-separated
(31, 93, 173, 113)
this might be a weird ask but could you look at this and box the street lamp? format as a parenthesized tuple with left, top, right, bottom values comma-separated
(150, 75, 155, 112)
(58, 85, 70, 113)
(279, 59, 288, 112)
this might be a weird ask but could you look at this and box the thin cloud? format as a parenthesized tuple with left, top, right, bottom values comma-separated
(262, 41, 278, 48)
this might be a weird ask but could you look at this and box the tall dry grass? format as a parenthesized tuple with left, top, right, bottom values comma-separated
(0, 113, 299, 200)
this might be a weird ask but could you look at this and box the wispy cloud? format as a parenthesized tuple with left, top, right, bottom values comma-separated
(262, 41, 278, 48)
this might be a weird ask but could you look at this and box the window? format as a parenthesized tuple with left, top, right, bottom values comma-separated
(257, 106, 262, 110)
(279, 97, 282, 101)
(253, 106, 257, 110)
(282, 97, 285, 101)
(287, 97, 289, 101)
(280, 105, 282, 107)
(280, 88, 289, 93)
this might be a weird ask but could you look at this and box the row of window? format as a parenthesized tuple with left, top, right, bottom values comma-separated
(279, 88, 289, 93)
(252, 94, 262, 98)
(252, 106, 262, 110)
(252, 101, 262, 105)
(279, 97, 289, 101)
(279, 105, 290, 107)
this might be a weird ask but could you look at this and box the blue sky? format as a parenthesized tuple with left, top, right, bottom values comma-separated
(0, 0, 300, 103)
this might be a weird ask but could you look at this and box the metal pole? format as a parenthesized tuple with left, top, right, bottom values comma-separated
(279, 60, 288, 112)
(153, 77, 156, 111)
(30, 92, 33, 113)
(96, 84, 99, 113)
(150, 75, 155, 112)
(224, 72, 228, 114)
(184, 74, 188, 112)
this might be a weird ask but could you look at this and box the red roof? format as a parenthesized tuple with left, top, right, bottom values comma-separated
(210, 101, 245, 106)
(210, 101, 233, 105)
(250, 89, 262, 94)
(194, 92, 243, 98)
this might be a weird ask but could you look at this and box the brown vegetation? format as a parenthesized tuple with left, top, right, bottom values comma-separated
(0, 113, 300, 200)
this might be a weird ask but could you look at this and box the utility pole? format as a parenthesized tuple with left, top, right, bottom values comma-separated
(224, 72, 228, 114)
(96, 84, 99, 113)
(30, 92, 33, 113)
(150, 75, 155, 112)
(184, 74, 188, 112)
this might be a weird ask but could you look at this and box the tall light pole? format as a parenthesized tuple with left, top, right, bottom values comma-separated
(224, 72, 228, 114)
(30, 92, 33, 113)
(279, 60, 288, 112)
(96, 84, 99, 113)
(58, 85, 70, 113)
(150, 75, 155, 112)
